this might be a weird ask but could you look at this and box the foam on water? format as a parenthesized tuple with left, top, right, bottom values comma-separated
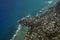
(21, 17, 26, 20)
(10, 24, 21, 40)
(48, 0, 53, 4)
(36, 13, 39, 16)
(26, 14, 31, 17)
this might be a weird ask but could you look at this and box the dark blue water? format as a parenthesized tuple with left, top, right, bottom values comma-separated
(0, 0, 57, 40)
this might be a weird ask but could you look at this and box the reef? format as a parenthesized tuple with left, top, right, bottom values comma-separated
(19, 0, 60, 40)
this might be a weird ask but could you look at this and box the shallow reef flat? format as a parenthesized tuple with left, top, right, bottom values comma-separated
(19, 0, 60, 40)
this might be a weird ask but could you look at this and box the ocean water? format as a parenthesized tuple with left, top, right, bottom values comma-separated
(0, 0, 58, 40)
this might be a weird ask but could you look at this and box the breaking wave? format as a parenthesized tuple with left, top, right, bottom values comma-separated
(10, 24, 21, 40)
(48, 0, 53, 4)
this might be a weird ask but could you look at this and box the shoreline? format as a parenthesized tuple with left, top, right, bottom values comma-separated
(10, 0, 59, 40)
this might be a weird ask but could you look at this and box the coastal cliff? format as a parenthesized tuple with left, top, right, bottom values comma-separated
(19, 0, 60, 40)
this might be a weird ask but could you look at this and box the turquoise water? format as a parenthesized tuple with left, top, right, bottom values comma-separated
(11, 0, 58, 40)
(0, 0, 58, 40)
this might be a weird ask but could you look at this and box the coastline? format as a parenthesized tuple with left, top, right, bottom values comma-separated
(10, 0, 58, 40)
(19, 0, 60, 40)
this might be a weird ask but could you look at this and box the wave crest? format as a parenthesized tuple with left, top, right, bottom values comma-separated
(10, 24, 21, 40)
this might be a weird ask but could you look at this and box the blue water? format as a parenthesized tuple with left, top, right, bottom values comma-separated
(0, 0, 58, 40)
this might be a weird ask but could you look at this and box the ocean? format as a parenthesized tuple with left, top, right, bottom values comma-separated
(0, 0, 58, 40)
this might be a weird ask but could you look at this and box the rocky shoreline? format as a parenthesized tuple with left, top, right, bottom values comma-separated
(19, 0, 60, 40)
